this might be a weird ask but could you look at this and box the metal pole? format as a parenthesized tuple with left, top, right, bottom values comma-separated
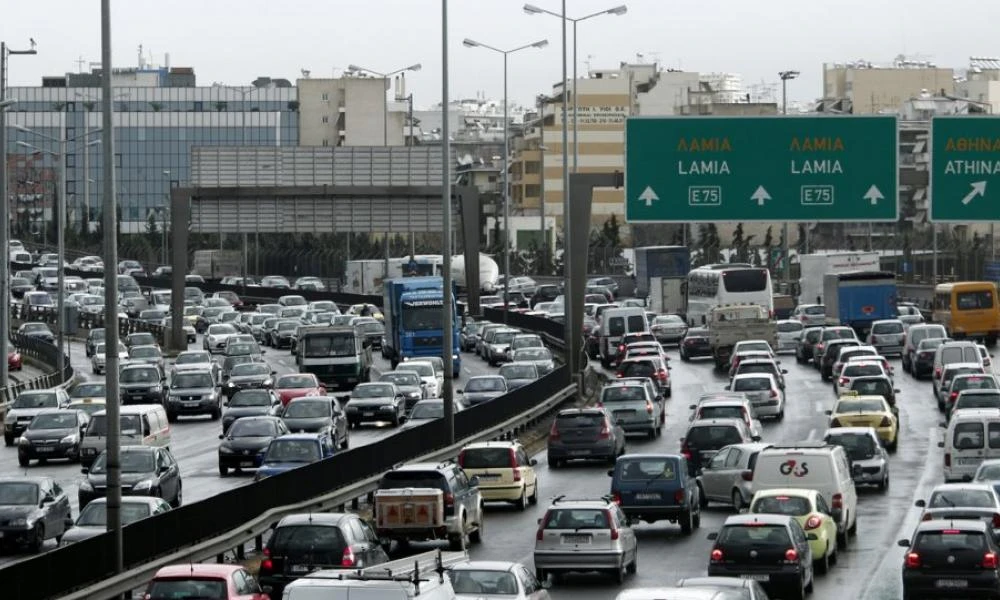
(538, 95, 547, 273)
(502, 52, 510, 322)
(100, 0, 123, 575)
(441, 0, 455, 446)
(0, 42, 9, 388)
(572, 19, 578, 174)
(561, 0, 572, 351)
(408, 94, 416, 257)
(56, 137, 66, 377)
(780, 78, 790, 284)
(383, 78, 390, 278)
(932, 224, 938, 284)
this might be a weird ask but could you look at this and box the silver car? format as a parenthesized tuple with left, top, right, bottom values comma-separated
(775, 319, 804, 354)
(729, 373, 784, 420)
(91, 341, 128, 375)
(697, 442, 772, 509)
(513, 347, 555, 376)
(533, 498, 638, 584)
(866, 319, 906, 357)
(823, 427, 889, 490)
(448, 561, 550, 599)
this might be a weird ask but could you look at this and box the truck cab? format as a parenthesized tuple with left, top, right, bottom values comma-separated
(383, 277, 462, 377)
(295, 326, 372, 390)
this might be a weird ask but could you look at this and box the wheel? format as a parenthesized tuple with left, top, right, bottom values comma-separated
(815, 541, 831, 574)
(732, 489, 744, 510)
(805, 571, 814, 594)
(219, 464, 228, 477)
(536, 569, 547, 583)
(665, 387, 672, 398)
(30, 524, 44, 553)
(849, 514, 858, 536)
(449, 526, 468, 551)
(777, 409, 785, 422)
(17, 454, 28, 467)
(529, 481, 539, 504)
(698, 484, 709, 508)
(626, 552, 637, 574)
(680, 510, 694, 535)
(341, 431, 350, 450)
(680, 350, 690, 362)
(613, 562, 626, 584)
(888, 436, 898, 453)
(210, 404, 221, 420)
(171, 485, 183, 508)
(647, 427, 657, 440)
(549, 457, 560, 469)
(829, 538, 839, 565)
(3, 435, 11, 447)
(516, 488, 527, 511)
(837, 527, 848, 549)
(469, 513, 484, 544)
(693, 509, 701, 529)
(391, 413, 400, 427)
(167, 412, 178, 424)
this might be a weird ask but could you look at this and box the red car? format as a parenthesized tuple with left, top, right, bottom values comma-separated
(144, 564, 269, 600)
(7, 350, 22, 371)
(274, 373, 326, 406)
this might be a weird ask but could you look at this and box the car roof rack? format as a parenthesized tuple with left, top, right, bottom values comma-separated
(551, 494, 615, 505)
(765, 441, 830, 449)
(304, 549, 468, 595)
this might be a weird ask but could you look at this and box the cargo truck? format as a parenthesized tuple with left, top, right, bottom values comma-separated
(648, 276, 687, 316)
(823, 270, 898, 336)
(798, 251, 880, 304)
(708, 304, 777, 370)
(383, 276, 462, 377)
(634, 246, 691, 299)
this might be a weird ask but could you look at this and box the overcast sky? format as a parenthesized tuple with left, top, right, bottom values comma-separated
(3, 0, 999, 109)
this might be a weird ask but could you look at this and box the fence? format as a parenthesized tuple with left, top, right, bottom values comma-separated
(0, 334, 75, 414)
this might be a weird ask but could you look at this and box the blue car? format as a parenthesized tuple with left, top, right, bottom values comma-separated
(608, 453, 701, 535)
(253, 433, 335, 481)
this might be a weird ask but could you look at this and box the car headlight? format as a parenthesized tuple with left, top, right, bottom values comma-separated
(219, 445, 234, 454)
(17, 436, 29, 445)
(224, 381, 236, 388)
(10, 518, 30, 528)
(132, 480, 153, 491)
(60, 434, 78, 444)
(263, 379, 273, 387)
(407, 392, 421, 399)
(79, 480, 94, 492)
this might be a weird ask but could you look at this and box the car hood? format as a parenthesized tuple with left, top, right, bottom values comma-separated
(223, 406, 271, 421)
(23, 426, 77, 440)
(227, 375, 269, 385)
(490, 344, 511, 353)
(61, 525, 104, 544)
(87, 472, 155, 487)
(395, 385, 422, 396)
(0, 505, 39, 519)
(504, 378, 533, 390)
(348, 397, 394, 408)
(282, 417, 331, 432)
(168, 387, 215, 397)
(173, 363, 210, 373)
(220, 436, 273, 452)
(121, 382, 160, 390)
(256, 462, 308, 478)
(7, 407, 54, 420)
(463, 390, 503, 403)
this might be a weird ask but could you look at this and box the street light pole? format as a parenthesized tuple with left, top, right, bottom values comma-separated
(462, 38, 548, 322)
(779, 70, 799, 287)
(441, 0, 454, 446)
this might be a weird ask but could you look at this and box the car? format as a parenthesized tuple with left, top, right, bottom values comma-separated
(458, 440, 539, 510)
(484, 328, 520, 366)
(407, 356, 446, 390)
(775, 320, 804, 354)
(954, 389, 1000, 416)
(823, 426, 890, 489)
(622, 341, 669, 363)
(974, 459, 1000, 497)
(707, 514, 814, 600)
(395, 361, 440, 399)
(731, 358, 787, 390)
(934, 341, 985, 385)
(4, 389, 71, 445)
(910, 337, 949, 379)
(817, 339, 861, 381)
(499, 362, 539, 391)
(728, 373, 784, 421)
(353, 318, 385, 351)
(218, 415, 290, 476)
(814, 328, 859, 373)
(902, 323, 949, 374)
(90, 341, 128, 375)
(460, 321, 484, 352)
(119, 363, 167, 406)
(830, 345, 880, 383)
(61, 496, 171, 546)
(938, 362, 988, 410)
(144, 563, 269, 600)
(898, 518, 1000, 600)
(946, 374, 1000, 420)
(67, 383, 108, 415)
(673, 577, 770, 599)
(343, 382, 406, 427)
(682, 418, 757, 472)
(513, 347, 555, 376)
(448, 560, 550, 599)
(791, 303, 826, 327)
(282, 396, 349, 449)
(253, 433, 336, 481)
(533, 496, 637, 584)
(204, 323, 239, 353)
(460, 375, 509, 406)
(826, 393, 898, 451)
(650, 314, 688, 346)
(727, 350, 774, 379)
(794, 326, 824, 365)
(747, 488, 840, 573)
(274, 373, 327, 406)
(689, 395, 762, 440)
(696, 442, 772, 510)
(680, 327, 713, 361)
(164, 369, 221, 422)
(171, 350, 220, 383)
(17, 322, 55, 343)
(833, 359, 888, 397)
(221, 362, 275, 397)
(16, 409, 89, 466)
(505, 333, 545, 360)
(847, 375, 899, 415)
(402, 398, 467, 429)
(221, 389, 283, 433)
(598, 379, 664, 439)
(78, 446, 182, 508)
(128, 344, 165, 372)
(257, 512, 389, 597)
(617, 356, 671, 397)
(124, 331, 158, 349)
(547, 408, 626, 468)
(866, 318, 906, 356)
(85, 328, 106, 358)
(376, 371, 424, 413)
(0, 476, 73, 552)
(609, 453, 701, 534)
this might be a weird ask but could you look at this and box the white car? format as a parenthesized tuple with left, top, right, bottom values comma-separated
(775, 319, 805, 354)
(91, 341, 128, 375)
(834, 360, 888, 397)
(729, 372, 785, 420)
(395, 362, 440, 398)
(203, 324, 238, 353)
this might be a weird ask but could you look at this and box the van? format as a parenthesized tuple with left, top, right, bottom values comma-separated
(940, 408, 1000, 482)
(751, 443, 858, 546)
(933, 281, 1000, 345)
(598, 307, 650, 368)
(79, 404, 171, 467)
(933, 340, 983, 383)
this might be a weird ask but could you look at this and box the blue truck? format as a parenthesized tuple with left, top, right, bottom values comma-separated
(383, 276, 462, 377)
(823, 270, 898, 336)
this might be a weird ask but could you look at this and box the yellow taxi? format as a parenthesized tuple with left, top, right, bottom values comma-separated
(748, 488, 840, 573)
(457, 440, 538, 510)
(826, 392, 898, 451)
(66, 382, 108, 417)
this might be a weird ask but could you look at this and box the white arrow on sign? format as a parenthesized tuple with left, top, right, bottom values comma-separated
(638, 186, 660, 207)
(961, 181, 987, 205)
(863, 184, 884, 206)
(750, 185, 771, 207)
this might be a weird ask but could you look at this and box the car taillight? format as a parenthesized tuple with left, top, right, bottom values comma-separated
(769, 389, 778, 398)
(993, 514, 1000, 529)
(950, 391, 959, 402)
(832, 493, 843, 510)
(985, 552, 999, 569)
(711, 548, 723, 562)
(922, 513, 933, 521)
(341, 546, 356, 567)
(674, 489, 686, 504)
(830, 418, 842, 427)
(616, 372, 623, 378)
(618, 344, 626, 354)
(599, 420, 612, 440)
(935, 367, 942, 379)
(816, 343, 825, 353)
(879, 416, 892, 427)
(840, 377, 849, 386)
(457, 451, 465, 467)
(784, 548, 799, 562)
(905, 552, 921, 569)
(805, 516, 822, 530)
(536, 527, 544, 541)
(945, 453, 951, 467)
(681, 442, 691, 460)
(642, 401, 654, 415)
(444, 492, 454, 506)
(611, 492, 621, 505)
(606, 510, 619, 540)
(919, 351, 931, 359)
(510, 449, 522, 482)
(741, 469, 753, 482)
(657, 369, 668, 381)
(549, 421, 560, 440)
(260, 547, 273, 572)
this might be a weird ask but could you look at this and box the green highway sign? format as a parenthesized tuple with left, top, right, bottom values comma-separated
(625, 116, 899, 223)
(931, 116, 1000, 222)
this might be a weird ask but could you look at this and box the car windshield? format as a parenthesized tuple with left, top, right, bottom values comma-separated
(172, 373, 214, 389)
(356, 322, 384, 335)
(229, 419, 277, 437)
(22, 323, 50, 333)
(835, 399, 886, 413)
(734, 377, 772, 391)
(618, 458, 677, 481)
(229, 391, 272, 407)
(0, 482, 39, 505)
(410, 403, 443, 420)
(12, 393, 58, 409)
(379, 373, 420, 386)
(686, 426, 744, 448)
(542, 509, 609, 530)
(827, 432, 878, 460)
(277, 375, 316, 389)
(718, 524, 791, 546)
(448, 570, 519, 596)
(873, 322, 904, 334)
(353, 385, 394, 398)
(277, 322, 297, 332)
(265, 440, 320, 463)
(493, 331, 517, 345)
(753, 495, 812, 517)
(231, 363, 269, 377)
(303, 335, 356, 358)
(283, 400, 330, 418)
(87, 415, 142, 437)
(131, 347, 159, 359)
(466, 378, 505, 392)
(29, 413, 77, 429)
(77, 501, 153, 527)
(91, 452, 155, 474)
(844, 364, 883, 377)
(929, 489, 996, 508)
(500, 365, 536, 379)
(146, 579, 227, 600)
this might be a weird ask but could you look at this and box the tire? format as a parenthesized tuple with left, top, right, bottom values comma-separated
(680, 510, 694, 535)
(536, 569, 547, 583)
(219, 464, 228, 477)
(210, 403, 221, 420)
(698, 484, 709, 508)
(693, 509, 701, 529)
(626, 552, 637, 575)
(449, 526, 468, 551)
(849, 514, 858, 536)
(30, 524, 44, 553)
(647, 427, 657, 440)
(341, 431, 350, 450)
(469, 511, 484, 544)
(549, 457, 561, 469)
(777, 409, 785, 422)
(613, 563, 626, 584)
(516, 488, 527, 511)
(172, 485, 183, 508)
(837, 527, 848, 549)
(680, 350, 690, 362)
(529, 482, 539, 504)
(805, 571, 814, 594)
(815, 541, 831, 574)
(665, 387, 672, 398)
(888, 436, 898, 453)
(17, 454, 29, 468)
(167, 411, 178, 424)
(3, 435, 11, 447)
(732, 489, 744, 510)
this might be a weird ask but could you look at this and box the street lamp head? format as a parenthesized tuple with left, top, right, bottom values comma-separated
(14, 124, 30, 133)
(0, 98, 15, 109)
(531, 40, 549, 49)
(779, 70, 801, 80)
(523, 3, 544, 14)
(607, 5, 628, 16)
(347, 64, 363, 73)
(406, 64, 422, 73)
(462, 39, 480, 48)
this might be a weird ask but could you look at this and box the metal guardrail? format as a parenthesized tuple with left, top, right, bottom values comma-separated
(0, 334, 76, 418)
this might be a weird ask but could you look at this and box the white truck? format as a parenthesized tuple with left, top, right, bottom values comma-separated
(708, 304, 777, 370)
(647, 276, 687, 316)
(797, 251, 880, 305)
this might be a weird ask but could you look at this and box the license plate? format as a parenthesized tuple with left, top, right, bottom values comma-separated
(289, 565, 311, 573)
(741, 574, 769, 582)
(562, 534, 591, 544)
(957, 458, 982, 465)
(35, 447, 54, 453)
(239, 461, 255, 467)
(635, 493, 660, 501)
(569, 449, 591, 456)
(363, 411, 375, 417)
(183, 402, 199, 407)
(478, 474, 500, 480)
(936, 580, 968, 588)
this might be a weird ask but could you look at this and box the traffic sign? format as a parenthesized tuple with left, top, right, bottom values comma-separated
(625, 116, 899, 223)
(930, 116, 1000, 222)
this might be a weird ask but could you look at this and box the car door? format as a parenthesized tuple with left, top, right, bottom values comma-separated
(614, 505, 637, 559)
(700, 447, 731, 500)
(517, 447, 537, 496)
(38, 480, 60, 535)
(451, 469, 477, 525)
(161, 449, 181, 502)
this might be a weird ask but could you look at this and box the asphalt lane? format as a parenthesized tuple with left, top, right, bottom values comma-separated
(462, 345, 955, 600)
(0, 333, 499, 564)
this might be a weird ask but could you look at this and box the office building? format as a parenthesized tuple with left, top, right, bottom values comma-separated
(297, 74, 410, 147)
(821, 57, 955, 114)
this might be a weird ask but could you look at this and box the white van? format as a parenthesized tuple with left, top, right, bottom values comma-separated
(598, 307, 649, 368)
(79, 404, 171, 467)
(933, 340, 983, 383)
(940, 408, 1000, 482)
(751, 443, 859, 545)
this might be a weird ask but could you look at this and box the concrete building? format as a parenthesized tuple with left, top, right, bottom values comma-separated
(955, 57, 1000, 114)
(296, 74, 409, 146)
(821, 57, 955, 114)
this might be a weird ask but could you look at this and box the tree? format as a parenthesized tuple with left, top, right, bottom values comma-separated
(704, 224, 721, 264)
(601, 214, 622, 248)
(762, 226, 774, 272)
(796, 223, 808, 255)
(214, 101, 228, 112)
(731, 223, 745, 262)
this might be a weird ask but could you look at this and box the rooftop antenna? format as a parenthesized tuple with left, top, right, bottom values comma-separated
(585, 54, 595, 72)
(301, 69, 311, 79)
(137, 44, 144, 69)
(75, 56, 86, 73)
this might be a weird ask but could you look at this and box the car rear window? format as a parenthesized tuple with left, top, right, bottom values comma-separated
(956, 394, 1000, 412)
(850, 379, 892, 397)
(146, 578, 227, 600)
(542, 509, 609, 529)
(379, 471, 448, 492)
(733, 377, 771, 391)
(872, 322, 904, 334)
(459, 447, 511, 469)
(915, 530, 987, 553)
(602, 387, 646, 403)
(686, 425, 744, 448)
(929, 489, 996, 508)
(269, 525, 347, 560)
(824, 328, 854, 341)
(825, 432, 878, 461)
(700, 406, 745, 420)
(718, 524, 791, 546)
(954, 422, 985, 450)
(804, 306, 825, 315)
(843, 364, 883, 377)
(620, 362, 655, 378)
(556, 413, 604, 428)
(752, 495, 811, 516)
(954, 377, 998, 391)
(738, 364, 776, 376)
(617, 457, 677, 481)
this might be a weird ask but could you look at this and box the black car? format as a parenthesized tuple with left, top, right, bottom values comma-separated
(849, 375, 899, 414)
(282, 396, 350, 449)
(0, 476, 72, 552)
(221, 354, 256, 380)
(222, 363, 276, 399)
(795, 326, 823, 364)
(680, 327, 713, 361)
(813, 327, 857, 372)
(17, 322, 55, 344)
(79, 446, 182, 509)
(899, 519, 1000, 599)
(10, 276, 34, 299)
(818, 339, 861, 381)
(530, 284, 561, 308)
(222, 389, 283, 433)
(85, 328, 106, 358)
(17, 409, 89, 466)
(119, 364, 166, 406)
(708, 513, 815, 600)
(460, 375, 508, 406)
(164, 370, 221, 422)
(344, 382, 406, 427)
(258, 512, 390, 597)
(218, 415, 289, 476)
(377, 371, 424, 413)
(912, 337, 949, 379)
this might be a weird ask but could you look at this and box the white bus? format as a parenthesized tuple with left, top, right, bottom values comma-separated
(685, 264, 774, 327)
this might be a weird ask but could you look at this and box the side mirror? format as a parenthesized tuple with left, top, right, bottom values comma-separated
(824, 410, 832, 416)
(706, 532, 718, 541)
(894, 389, 901, 394)
(897, 539, 911, 548)
(469, 476, 480, 487)
(529, 458, 537, 466)
(914, 499, 926, 508)
(751, 435, 762, 442)
(536, 517, 543, 525)
(457, 389, 464, 394)
(937, 441, 945, 448)
(223, 401, 229, 407)
(781, 369, 788, 375)
(271, 370, 277, 376)
(938, 422, 947, 428)
(806, 533, 819, 541)
(218, 434, 224, 439)
(607, 469, 615, 477)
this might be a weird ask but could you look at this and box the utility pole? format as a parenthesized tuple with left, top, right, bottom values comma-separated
(779, 70, 799, 286)
(440, 0, 454, 445)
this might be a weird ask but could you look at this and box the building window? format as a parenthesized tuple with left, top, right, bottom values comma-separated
(321, 92, 329, 101)
(193, 101, 203, 112)
(322, 115, 329, 123)
(525, 161, 541, 174)
(525, 184, 541, 198)
(65, 154, 76, 168)
(322, 139, 329, 146)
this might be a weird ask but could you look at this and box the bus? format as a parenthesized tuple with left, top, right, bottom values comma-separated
(685, 264, 773, 327)
(933, 281, 1000, 346)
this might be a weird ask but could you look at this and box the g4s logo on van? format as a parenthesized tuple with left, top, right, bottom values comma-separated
(779, 460, 809, 478)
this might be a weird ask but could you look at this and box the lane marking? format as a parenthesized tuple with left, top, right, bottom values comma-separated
(814, 400, 824, 413)
(807, 428, 817, 440)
